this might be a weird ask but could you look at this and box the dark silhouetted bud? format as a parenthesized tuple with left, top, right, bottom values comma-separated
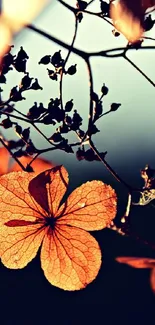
(0, 74, 6, 83)
(2, 118, 12, 129)
(51, 50, 64, 68)
(88, 124, 100, 136)
(42, 114, 56, 125)
(10, 86, 18, 98)
(92, 92, 99, 102)
(19, 72, 33, 90)
(15, 124, 22, 136)
(67, 64, 77, 75)
(38, 103, 47, 114)
(58, 123, 69, 134)
(65, 99, 74, 112)
(25, 164, 34, 172)
(143, 15, 154, 32)
(14, 58, 27, 73)
(10, 89, 26, 102)
(76, 0, 88, 10)
(73, 109, 82, 124)
(64, 115, 72, 125)
(16, 46, 29, 60)
(110, 103, 121, 111)
(112, 29, 120, 37)
(100, 0, 109, 15)
(38, 55, 51, 65)
(101, 83, 109, 95)
(49, 131, 63, 143)
(27, 102, 41, 119)
(31, 78, 43, 90)
(22, 127, 30, 141)
(76, 148, 85, 161)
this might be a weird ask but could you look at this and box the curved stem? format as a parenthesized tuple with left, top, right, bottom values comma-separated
(86, 57, 94, 134)
(59, 17, 78, 110)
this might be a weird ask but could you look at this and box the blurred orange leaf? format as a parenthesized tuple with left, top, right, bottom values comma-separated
(0, 147, 10, 175)
(0, 0, 49, 60)
(116, 256, 155, 293)
(0, 146, 54, 174)
(110, 0, 155, 42)
(116, 256, 155, 268)
(0, 166, 117, 290)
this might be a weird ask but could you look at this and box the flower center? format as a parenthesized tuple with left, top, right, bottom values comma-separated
(45, 215, 56, 230)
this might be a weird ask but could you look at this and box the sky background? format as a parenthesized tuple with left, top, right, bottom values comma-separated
(2, 0, 155, 190)
(1, 1, 155, 324)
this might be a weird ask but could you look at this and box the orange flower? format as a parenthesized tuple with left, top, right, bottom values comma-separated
(116, 256, 155, 293)
(0, 146, 54, 174)
(0, 166, 117, 290)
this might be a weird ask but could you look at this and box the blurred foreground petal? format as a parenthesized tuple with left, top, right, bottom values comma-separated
(0, 147, 10, 175)
(110, 0, 144, 43)
(0, 0, 49, 61)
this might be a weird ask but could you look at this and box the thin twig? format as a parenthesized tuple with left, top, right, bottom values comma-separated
(31, 123, 53, 146)
(89, 138, 132, 189)
(123, 54, 155, 87)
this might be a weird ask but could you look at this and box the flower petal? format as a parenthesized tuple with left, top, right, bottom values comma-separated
(116, 257, 155, 268)
(0, 223, 45, 268)
(57, 180, 117, 230)
(110, 0, 144, 42)
(11, 156, 54, 173)
(0, 171, 46, 226)
(0, 147, 10, 175)
(41, 224, 101, 291)
(28, 166, 68, 215)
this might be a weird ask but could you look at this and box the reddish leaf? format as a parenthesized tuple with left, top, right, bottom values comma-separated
(28, 165, 68, 215)
(0, 166, 117, 290)
(5, 220, 37, 227)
